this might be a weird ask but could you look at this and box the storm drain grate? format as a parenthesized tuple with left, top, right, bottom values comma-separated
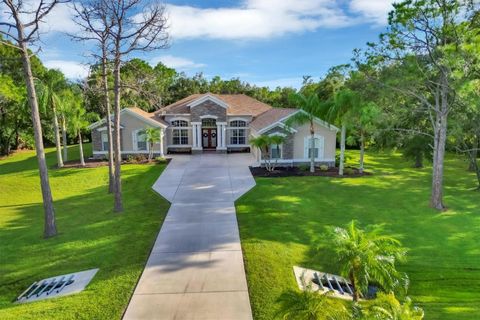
(16, 268, 99, 303)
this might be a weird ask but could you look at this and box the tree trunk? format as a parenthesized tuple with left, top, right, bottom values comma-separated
(18, 35, 57, 238)
(359, 131, 365, 174)
(430, 89, 448, 210)
(414, 152, 424, 168)
(78, 132, 85, 167)
(102, 52, 115, 193)
(52, 103, 63, 168)
(310, 121, 315, 173)
(113, 58, 123, 212)
(468, 147, 478, 172)
(339, 123, 346, 176)
(61, 117, 68, 162)
(148, 142, 153, 162)
(349, 272, 359, 302)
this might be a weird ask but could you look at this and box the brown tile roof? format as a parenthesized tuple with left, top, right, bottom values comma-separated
(156, 93, 272, 117)
(128, 107, 169, 126)
(249, 108, 298, 132)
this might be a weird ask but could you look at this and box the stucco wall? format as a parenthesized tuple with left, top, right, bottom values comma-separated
(119, 112, 161, 151)
(292, 122, 337, 160)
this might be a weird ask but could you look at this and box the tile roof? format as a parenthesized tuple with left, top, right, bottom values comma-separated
(128, 107, 169, 126)
(249, 108, 298, 132)
(156, 93, 272, 117)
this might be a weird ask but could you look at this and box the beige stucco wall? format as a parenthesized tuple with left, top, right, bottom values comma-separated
(292, 122, 337, 160)
(120, 112, 162, 151)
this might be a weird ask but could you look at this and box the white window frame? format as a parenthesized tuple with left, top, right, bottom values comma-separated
(230, 128, 246, 145)
(101, 132, 109, 151)
(269, 143, 282, 159)
(172, 128, 189, 145)
(133, 129, 148, 152)
(303, 134, 324, 160)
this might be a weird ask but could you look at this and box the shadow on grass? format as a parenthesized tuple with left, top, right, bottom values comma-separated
(0, 161, 170, 319)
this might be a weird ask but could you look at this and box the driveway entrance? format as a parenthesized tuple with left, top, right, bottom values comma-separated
(123, 153, 256, 320)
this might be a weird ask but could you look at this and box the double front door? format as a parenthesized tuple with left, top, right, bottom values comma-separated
(202, 128, 217, 149)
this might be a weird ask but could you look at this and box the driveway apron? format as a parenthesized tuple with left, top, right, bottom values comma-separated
(123, 153, 256, 320)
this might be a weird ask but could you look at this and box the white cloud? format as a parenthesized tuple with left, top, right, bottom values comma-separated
(166, 0, 393, 41)
(349, 0, 395, 25)
(150, 55, 206, 70)
(166, 0, 353, 40)
(44, 60, 89, 79)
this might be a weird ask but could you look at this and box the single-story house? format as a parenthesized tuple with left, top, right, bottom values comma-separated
(89, 93, 339, 166)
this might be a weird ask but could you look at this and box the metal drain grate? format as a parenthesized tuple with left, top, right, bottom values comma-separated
(16, 268, 99, 303)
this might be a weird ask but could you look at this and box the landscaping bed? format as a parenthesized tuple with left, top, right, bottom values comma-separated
(61, 157, 170, 168)
(249, 165, 370, 177)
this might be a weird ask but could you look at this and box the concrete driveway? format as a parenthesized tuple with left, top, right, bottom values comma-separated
(123, 153, 256, 320)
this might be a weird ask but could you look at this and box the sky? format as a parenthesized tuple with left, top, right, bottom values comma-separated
(2, 0, 396, 89)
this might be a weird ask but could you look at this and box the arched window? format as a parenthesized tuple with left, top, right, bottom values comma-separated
(202, 118, 217, 128)
(171, 120, 188, 127)
(230, 120, 247, 127)
(304, 135, 324, 159)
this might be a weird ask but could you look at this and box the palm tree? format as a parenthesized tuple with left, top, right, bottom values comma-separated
(325, 221, 408, 302)
(277, 277, 350, 320)
(68, 102, 91, 167)
(326, 89, 357, 176)
(287, 92, 326, 173)
(250, 134, 284, 172)
(142, 127, 161, 162)
(360, 293, 424, 320)
(38, 70, 67, 168)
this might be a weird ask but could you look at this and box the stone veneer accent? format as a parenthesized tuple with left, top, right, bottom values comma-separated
(92, 129, 102, 151)
(190, 101, 227, 122)
(263, 126, 294, 159)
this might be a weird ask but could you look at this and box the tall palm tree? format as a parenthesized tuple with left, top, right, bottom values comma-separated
(142, 127, 161, 162)
(326, 89, 357, 176)
(38, 70, 67, 168)
(325, 221, 408, 302)
(68, 102, 91, 167)
(277, 278, 350, 320)
(287, 92, 326, 173)
(360, 293, 424, 320)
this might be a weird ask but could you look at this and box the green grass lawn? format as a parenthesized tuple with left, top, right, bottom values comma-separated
(236, 151, 480, 320)
(0, 143, 169, 319)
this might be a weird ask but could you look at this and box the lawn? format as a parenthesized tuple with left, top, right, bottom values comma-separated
(236, 151, 480, 320)
(0, 143, 169, 319)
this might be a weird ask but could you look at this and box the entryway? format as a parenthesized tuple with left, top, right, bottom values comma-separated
(202, 128, 217, 149)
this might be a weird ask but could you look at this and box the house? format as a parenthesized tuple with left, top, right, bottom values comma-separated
(89, 93, 339, 166)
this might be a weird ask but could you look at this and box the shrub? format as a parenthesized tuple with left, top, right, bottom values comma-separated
(298, 164, 310, 172)
(126, 154, 135, 163)
(134, 154, 147, 162)
(319, 165, 329, 171)
(344, 167, 355, 175)
(155, 157, 168, 164)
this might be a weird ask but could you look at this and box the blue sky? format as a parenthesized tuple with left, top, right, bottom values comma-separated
(14, 0, 395, 89)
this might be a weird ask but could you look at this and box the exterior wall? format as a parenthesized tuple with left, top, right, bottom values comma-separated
(92, 129, 102, 151)
(292, 122, 336, 161)
(190, 101, 227, 122)
(164, 115, 193, 148)
(262, 126, 294, 159)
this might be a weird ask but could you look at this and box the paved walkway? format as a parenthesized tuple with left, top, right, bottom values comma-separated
(123, 153, 256, 320)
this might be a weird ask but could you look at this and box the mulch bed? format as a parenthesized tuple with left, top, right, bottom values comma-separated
(249, 166, 371, 178)
(60, 158, 171, 169)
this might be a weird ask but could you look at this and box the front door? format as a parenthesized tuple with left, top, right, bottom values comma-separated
(202, 128, 217, 149)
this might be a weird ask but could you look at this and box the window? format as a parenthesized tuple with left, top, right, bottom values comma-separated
(230, 129, 246, 145)
(229, 120, 247, 145)
(270, 144, 282, 159)
(134, 130, 147, 151)
(171, 120, 188, 127)
(101, 132, 109, 151)
(202, 118, 216, 127)
(304, 136, 324, 159)
(230, 120, 246, 127)
(173, 129, 188, 145)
